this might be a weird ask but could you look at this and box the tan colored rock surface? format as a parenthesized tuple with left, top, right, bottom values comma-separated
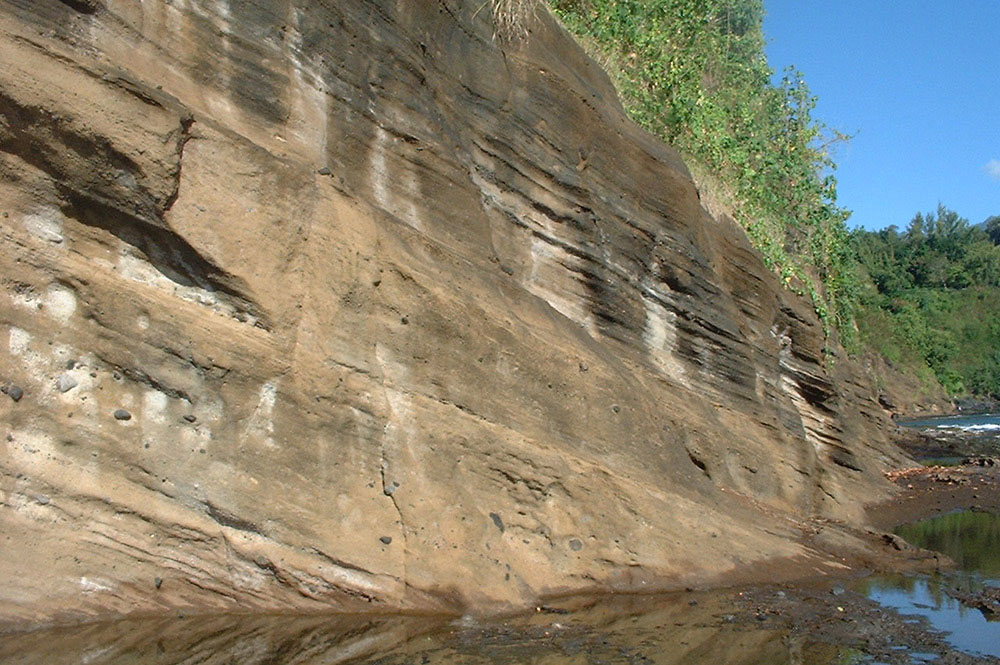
(1, 0, 908, 626)
(862, 351, 952, 417)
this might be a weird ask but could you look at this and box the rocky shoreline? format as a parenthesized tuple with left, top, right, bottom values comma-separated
(748, 424, 1000, 664)
(728, 461, 1000, 664)
(893, 424, 1000, 464)
(3, 428, 999, 664)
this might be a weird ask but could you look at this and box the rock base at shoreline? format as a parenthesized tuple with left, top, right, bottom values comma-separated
(0, 0, 905, 625)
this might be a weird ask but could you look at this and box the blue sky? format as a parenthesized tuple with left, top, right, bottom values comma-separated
(763, 1, 999, 230)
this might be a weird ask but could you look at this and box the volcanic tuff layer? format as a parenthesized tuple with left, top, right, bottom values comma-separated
(0, 0, 907, 624)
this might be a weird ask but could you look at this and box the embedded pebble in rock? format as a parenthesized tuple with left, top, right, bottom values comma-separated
(113, 409, 132, 421)
(489, 512, 505, 533)
(569, 539, 584, 551)
(56, 375, 78, 393)
(5, 385, 23, 402)
(379, 536, 392, 545)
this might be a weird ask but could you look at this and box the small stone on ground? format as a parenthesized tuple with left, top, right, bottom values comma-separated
(57, 374, 78, 393)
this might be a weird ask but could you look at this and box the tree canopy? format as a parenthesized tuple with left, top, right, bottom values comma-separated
(853, 206, 1000, 396)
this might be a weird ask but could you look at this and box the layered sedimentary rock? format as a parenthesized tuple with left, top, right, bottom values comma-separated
(0, 0, 907, 625)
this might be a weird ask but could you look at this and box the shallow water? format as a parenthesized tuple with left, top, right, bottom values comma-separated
(0, 592, 840, 665)
(865, 576, 1000, 659)
(895, 509, 1000, 577)
(861, 510, 1000, 659)
(5, 515, 1000, 664)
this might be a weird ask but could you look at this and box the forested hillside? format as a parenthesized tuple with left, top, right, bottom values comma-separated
(853, 209, 1000, 398)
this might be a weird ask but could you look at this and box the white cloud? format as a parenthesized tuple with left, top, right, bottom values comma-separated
(986, 159, 1000, 181)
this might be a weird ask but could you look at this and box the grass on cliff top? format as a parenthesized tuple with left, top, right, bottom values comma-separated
(528, 0, 860, 349)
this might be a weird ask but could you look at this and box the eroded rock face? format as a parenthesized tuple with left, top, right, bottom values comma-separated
(0, 0, 907, 625)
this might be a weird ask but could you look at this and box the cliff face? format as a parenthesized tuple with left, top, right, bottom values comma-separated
(0, 0, 907, 625)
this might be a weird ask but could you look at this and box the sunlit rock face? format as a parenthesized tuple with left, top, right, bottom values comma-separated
(0, 0, 906, 625)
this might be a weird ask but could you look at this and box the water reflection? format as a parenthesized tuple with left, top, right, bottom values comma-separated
(860, 510, 1000, 658)
(0, 614, 443, 665)
(894, 510, 1000, 577)
(864, 575, 1000, 658)
(0, 593, 842, 665)
(9, 510, 1000, 664)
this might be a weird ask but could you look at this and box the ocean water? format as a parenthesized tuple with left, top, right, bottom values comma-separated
(899, 412, 1000, 432)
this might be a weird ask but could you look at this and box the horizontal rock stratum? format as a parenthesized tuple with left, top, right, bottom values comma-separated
(0, 0, 907, 625)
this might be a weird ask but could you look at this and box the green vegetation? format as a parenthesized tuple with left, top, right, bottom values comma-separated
(853, 206, 1000, 397)
(547, 0, 857, 341)
(894, 509, 1000, 576)
(538, 1, 999, 397)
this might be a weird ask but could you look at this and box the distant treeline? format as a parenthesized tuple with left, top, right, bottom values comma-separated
(853, 208, 1000, 397)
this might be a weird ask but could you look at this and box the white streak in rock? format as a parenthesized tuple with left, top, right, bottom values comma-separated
(369, 127, 423, 231)
(287, 8, 329, 158)
(117, 247, 258, 326)
(8, 326, 32, 356)
(403, 170, 422, 231)
(470, 165, 597, 337)
(9, 289, 41, 312)
(371, 127, 391, 212)
(526, 236, 598, 337)
(143, 390, 169, 425)
(242, 381, 278, 449)
(79, 577, 112, 593)
(23, 208, 64, 245)
(780, 374, 828, 454)
(375, 345, 413, 449)
(43, 284, 77, 325)
(643, 297, 687, 384)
